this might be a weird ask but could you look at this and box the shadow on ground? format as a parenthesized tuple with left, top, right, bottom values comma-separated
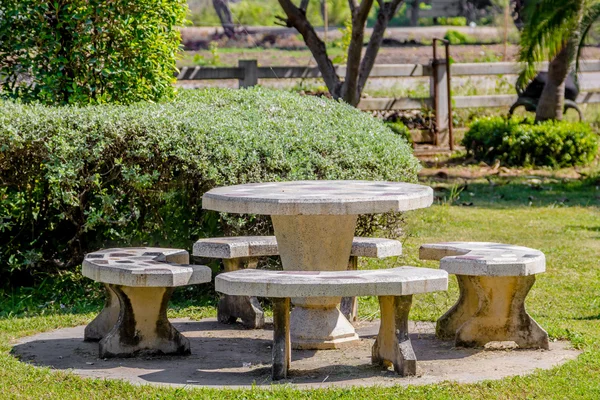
(423, 176, 599, 208)
(11, 318, 579, 389)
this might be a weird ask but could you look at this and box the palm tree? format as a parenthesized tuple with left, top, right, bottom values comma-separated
(517, 0, 600, 121)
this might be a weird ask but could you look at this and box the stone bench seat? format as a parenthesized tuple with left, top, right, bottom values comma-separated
(194, 236, 403, 260)
(82, 247, 211, 358)
(419, 242, 549, 349)
(194, 236, 403, 328)
(215, 266, 448, 380)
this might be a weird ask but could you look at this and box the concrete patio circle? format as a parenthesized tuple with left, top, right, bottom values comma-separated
(11, 318, 579, 389)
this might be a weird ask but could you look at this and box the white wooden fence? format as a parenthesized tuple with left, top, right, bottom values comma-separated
(177, 59, 600, 110)
(176, 59, 600, 147)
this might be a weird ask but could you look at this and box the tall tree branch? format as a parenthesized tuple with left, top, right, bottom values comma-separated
(358, 0, 404, 94)
(299, 0, 310, 13)
(342, 0, 374, 105)
(277, 0, 341, 94)
(212, 0, 235, 38)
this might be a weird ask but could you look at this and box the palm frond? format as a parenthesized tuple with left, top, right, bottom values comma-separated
(517, 0, 586, 91)
(576, 1, 600, 76)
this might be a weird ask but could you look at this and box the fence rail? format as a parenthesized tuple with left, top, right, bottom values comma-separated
(176, 60, 600, 81)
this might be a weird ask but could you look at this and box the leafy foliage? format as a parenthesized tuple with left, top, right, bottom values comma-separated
(437, 17, 467, 26)
(384, 121, 412, 144)
(575, 2, 600, 74)
(443, 29, 475, 45)
(0, 0, 187, 105)
(462, 116, 598, 167)
(0, 88, 420, 285)
(332, 19, 353, 64)
(517, 0, 588, 91)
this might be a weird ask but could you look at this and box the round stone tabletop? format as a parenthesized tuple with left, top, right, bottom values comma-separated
(202, 180, 433, 215)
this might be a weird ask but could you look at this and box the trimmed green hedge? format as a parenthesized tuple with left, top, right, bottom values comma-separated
(0, 88, 419, 285)
(462, 117, 598, 167)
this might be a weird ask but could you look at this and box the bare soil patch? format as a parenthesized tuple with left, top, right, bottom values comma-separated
(179, 25, 600, 66)
(416, 154, 592, 181)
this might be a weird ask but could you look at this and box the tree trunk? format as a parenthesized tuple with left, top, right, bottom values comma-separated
(341, 0, 373, 106)
(277, 0, 342, 96)
(277, 0, 404, 107)
(535, 43, 572, 122)
(512, 0, 526, 30)
(358, 0, 404, 95)
(213, 0, 235, 38)
(410, 0, 419, 27)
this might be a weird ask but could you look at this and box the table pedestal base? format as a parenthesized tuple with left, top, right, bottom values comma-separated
(272, 213, 360, 350)
(290, 305, 359, 350)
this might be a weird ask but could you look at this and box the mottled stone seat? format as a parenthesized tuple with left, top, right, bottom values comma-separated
(215, 267, 448, 380)
(419, 242, 549, 349)
(194, 236, 403, 328)
(82, 248, 212, 358)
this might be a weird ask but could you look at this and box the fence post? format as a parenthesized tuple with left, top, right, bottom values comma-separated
(430, 58, 449, 148)
(239, 60, 258, 88)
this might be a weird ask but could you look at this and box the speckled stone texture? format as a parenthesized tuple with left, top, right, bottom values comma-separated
(203, 180, 432, 349)
(193, 236, 403, 260)
(202, 180, 433, 215)
(216, 267, 448, 298)
(216, 266, 447, 379)
(420, 242, 549, 349)
(194, 236, 403, 327)
(419, 242, 545, 276)
(83, 248, 211, 287)
(82, 248, 211, 357)
(193, 237, 279, 260)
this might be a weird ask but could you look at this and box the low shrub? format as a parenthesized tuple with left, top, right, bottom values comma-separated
(0, 88, 420, 286)
(437, 17, 468, 26)
(444, 29, 475, 45)
(462, 116, 598, 167)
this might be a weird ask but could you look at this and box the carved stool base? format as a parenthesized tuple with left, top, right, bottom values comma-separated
(99, 285, 190, 358)
(84, 284, 119, 342)
(437, 275, 549, 349)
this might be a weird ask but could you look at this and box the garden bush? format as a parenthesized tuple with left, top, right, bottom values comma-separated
(443, 29, 475, 45)
(462, 116, 598, 167)
(437, 17, 467, 26)
(385, 121, 413, 144)
(0, 0, 187, 105)
(0, 88, 420, 286)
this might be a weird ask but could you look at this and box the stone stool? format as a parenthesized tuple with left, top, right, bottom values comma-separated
(420, 242, 549, 349)
(193, 236, 403, 328)
(82, 247, 211, 358)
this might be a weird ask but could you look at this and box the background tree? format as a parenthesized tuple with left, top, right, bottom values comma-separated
(276, 0, 405, 106)
(517, 0, 600, 121)
(213, 0, 236, 38)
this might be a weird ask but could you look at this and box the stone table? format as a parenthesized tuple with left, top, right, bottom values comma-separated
(202, 180, 433, 349)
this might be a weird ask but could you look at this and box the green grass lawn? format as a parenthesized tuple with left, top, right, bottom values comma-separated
(1, 174, 599, 398)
